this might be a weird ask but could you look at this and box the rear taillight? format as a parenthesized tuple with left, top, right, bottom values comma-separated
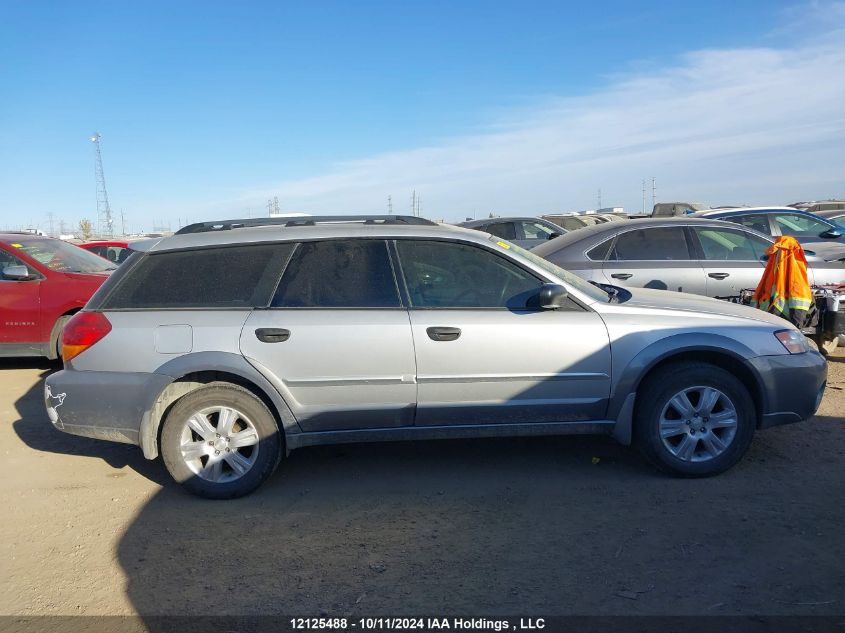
(62, 312, 112, 361)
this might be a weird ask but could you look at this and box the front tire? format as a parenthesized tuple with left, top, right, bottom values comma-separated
(160, 383, 282, 499)
(634, 362, 755, 477)
(815, 334, 838, 356)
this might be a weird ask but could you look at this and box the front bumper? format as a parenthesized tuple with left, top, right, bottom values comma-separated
(749, 350, 827, 429)
(45, 369, 171, 445)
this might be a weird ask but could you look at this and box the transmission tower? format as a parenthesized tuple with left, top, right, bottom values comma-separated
(90, 133, 114, 237)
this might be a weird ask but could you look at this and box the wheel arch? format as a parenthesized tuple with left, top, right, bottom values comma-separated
(139, 352, 300, 459)
(608, 334, 766, 444)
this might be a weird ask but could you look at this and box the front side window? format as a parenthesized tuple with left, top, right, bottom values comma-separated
(272, 240, 400, 308)
(103, 244, 291, 309)
(0, 247, 24, 269)
(609, 228, 691, 261)
(396, 240, 543, 308)
(0, 247, 35, 278)
(520, 221, 558, 240)
(13, 238, 116, 273)
(773, 214, 831, 237)
(695, 228, 769, 261)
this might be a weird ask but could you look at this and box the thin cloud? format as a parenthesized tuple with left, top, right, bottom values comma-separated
(243, 8, 845, 219)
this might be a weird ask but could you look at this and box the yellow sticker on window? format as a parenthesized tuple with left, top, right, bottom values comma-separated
(496, 241, 510, 249)
(11, 243, 22, 248)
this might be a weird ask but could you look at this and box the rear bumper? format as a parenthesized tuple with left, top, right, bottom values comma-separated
(45, 369, 171, 445)
(749, 351, 827, 429)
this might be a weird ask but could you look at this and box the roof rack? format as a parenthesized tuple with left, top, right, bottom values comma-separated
(175, 215, 437, 235)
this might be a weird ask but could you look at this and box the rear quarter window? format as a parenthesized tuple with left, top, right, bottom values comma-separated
(586, 239, 612, 261)
(101, 243, 293, 309)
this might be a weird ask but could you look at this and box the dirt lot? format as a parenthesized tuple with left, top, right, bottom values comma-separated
(1, 353, 844, 617)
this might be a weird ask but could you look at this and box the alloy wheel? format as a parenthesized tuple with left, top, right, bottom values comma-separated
(178, 406, 260, 483)
(658, 386, 738, 462)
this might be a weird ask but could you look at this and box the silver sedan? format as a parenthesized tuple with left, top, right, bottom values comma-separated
(533, 217, 845, 298)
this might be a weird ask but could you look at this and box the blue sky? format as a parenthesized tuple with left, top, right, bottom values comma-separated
(1, 0, 843, 232)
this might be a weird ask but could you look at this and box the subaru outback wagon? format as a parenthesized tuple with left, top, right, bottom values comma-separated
(45, 215, 827, 498)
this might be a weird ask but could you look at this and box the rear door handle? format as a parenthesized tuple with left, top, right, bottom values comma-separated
(255, 328, 290, 343)
(610, 273, 632, 280)
(708, 272, 730, 280)
(427, 327, 461, 342)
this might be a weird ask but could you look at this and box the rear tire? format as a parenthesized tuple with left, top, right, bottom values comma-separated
(634, 362, 755, 477)
(160, 383, 282, 499)
(51, 315, 71, 361)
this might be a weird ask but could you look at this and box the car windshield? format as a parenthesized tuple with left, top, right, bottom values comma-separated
(487, 236, 610, 302)
(11, 239, 117, 273)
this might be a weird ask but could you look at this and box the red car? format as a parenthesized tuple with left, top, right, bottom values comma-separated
(79, 240, 131, 264)
(0, 233, 115, 359)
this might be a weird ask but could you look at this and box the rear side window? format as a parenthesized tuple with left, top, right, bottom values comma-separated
(609, 227, 690, 261)
(484, 222, 517, 240)
(272, 240, 400, 308)
(727, 214, 771, 235)
(102, 244, 292, 309)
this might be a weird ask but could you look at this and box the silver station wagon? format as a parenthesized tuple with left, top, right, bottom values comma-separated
(45, 215, 827, 498)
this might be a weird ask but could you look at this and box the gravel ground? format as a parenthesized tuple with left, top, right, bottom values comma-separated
(1, 353, 843, 617)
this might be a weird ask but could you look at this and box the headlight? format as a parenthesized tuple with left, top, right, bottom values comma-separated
(775, 329, 809, 354)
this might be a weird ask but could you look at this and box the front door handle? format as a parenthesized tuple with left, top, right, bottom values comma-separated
(255, 328, 290, 343)
(708, 272, 730, 280)
(427, 327, 461, 342)
(610, 273, 632, 280)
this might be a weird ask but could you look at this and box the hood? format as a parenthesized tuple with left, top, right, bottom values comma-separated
(617, 286, 793, 328)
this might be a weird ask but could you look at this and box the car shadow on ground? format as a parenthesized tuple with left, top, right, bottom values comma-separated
(117, 414, 845, 619)
(7, 361, 171, 486)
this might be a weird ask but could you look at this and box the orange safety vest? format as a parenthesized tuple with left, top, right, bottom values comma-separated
(752, 235, 813, 316)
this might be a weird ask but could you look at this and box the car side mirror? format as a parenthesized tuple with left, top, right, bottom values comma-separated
(547, 232, 561, 240)
(2, 265, 31, 281)
(820, 228, 843, 239)
(538, 283, 568, 309)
